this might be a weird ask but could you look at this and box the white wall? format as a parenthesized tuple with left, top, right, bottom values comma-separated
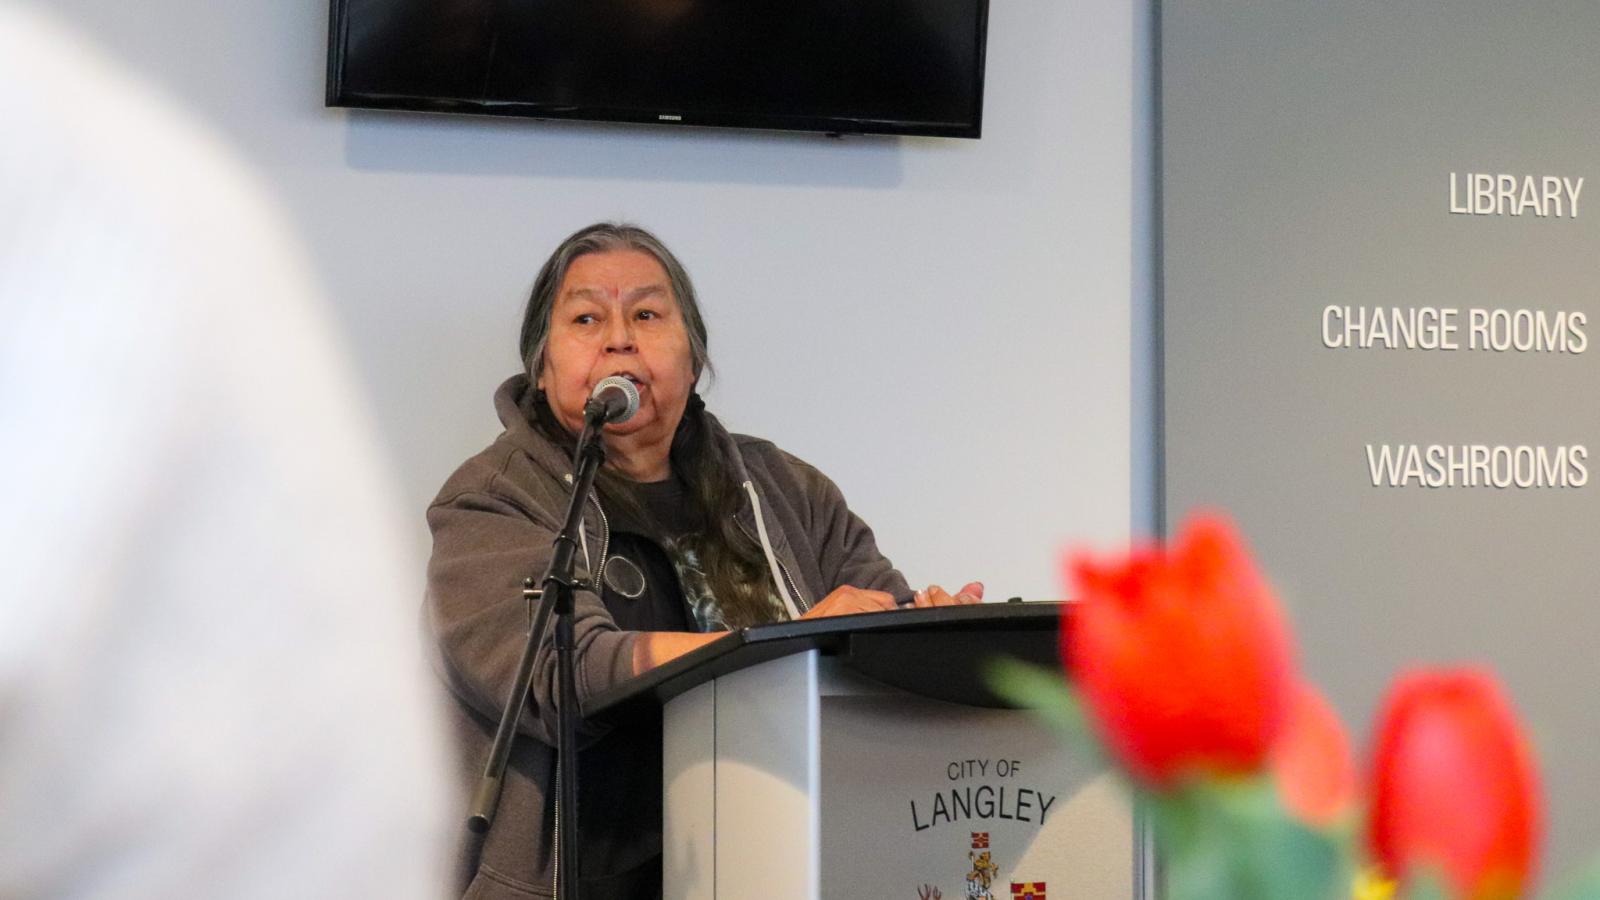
(33, 0, 1143, 601)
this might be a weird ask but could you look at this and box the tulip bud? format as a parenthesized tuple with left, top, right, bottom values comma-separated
(1270, 681, 1356, 826)
(1062, 514, 1297, 786)
(1367, 669, 1541, 900)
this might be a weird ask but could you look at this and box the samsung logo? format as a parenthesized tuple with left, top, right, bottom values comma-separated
(658, 114, 682, 121)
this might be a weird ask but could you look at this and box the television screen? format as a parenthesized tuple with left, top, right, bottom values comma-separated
(327, 0, 989, 138)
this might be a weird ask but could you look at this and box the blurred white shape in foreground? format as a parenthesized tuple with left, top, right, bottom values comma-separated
(0, 4, 452, 897)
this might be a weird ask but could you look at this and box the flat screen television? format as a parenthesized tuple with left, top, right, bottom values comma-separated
(326, 1, 989, 138)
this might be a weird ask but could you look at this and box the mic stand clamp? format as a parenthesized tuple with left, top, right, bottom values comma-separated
(467, 416, 609, 900)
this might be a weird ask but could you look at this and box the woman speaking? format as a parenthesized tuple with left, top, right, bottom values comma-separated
(426, 223, 981, 899)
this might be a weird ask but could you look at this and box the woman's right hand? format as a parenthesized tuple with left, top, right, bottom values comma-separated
(799, 585, 900, 619)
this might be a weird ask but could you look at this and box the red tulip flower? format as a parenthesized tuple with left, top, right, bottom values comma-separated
(1368, 669, 1541, 900)
(1062, 514, 1297, 786)
(1270, 681, 1356, 826)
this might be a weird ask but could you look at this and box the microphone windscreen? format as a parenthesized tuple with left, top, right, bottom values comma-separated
(590, 375, 641, 424)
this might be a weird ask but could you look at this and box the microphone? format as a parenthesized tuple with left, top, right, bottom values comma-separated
(584, 375, 640, 425)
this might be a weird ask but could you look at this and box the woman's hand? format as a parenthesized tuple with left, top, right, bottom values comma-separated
(800, 581, 985, 619)
(909, 581, 985, 608)
(800, 585, 899, 619)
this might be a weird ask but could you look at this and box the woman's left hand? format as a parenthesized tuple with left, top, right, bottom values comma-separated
(910, 581, 985, 607)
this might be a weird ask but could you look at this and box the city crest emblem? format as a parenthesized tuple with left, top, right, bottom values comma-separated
(965, 832, 999, 900)
(915, 830, 1046, 900)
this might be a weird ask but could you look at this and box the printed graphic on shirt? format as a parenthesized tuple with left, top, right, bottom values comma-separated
(663, 538, 787, 631)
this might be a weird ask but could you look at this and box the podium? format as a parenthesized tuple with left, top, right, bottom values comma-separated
(586, 603, 1137, 900)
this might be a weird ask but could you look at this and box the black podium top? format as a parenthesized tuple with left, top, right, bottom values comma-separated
(584, 601, 1068, 717)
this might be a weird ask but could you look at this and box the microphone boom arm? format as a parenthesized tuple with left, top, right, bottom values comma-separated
(466, 417, 605, 900)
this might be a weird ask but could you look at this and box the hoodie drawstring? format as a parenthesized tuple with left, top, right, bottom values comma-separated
(742, 480, 803, 621)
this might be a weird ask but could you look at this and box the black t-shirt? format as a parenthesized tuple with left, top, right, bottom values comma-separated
(610, 475, 789, 631)
(598, 475, 698, 634)
(577, 473, 790, 897)
(574, 476, 697, 900)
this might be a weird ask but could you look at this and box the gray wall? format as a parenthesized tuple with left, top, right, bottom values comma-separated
(29, 0, 1148, 601)
(1163, 0, 1600, 876)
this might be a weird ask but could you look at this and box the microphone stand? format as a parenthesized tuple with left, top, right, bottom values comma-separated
(468, 413, 608, 900)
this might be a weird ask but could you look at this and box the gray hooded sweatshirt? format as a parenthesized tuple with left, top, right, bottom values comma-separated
(426, 375, 908, 898)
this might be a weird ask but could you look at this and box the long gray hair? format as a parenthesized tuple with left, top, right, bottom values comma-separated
(518, 222, 713, 385)
(519, 223, 780, 628)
